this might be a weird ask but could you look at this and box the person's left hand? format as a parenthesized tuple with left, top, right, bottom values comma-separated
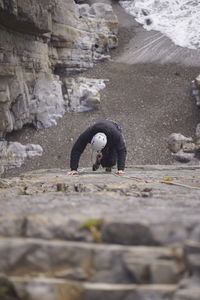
(116, 170, 125, 175)
(68, 170, 79, 175)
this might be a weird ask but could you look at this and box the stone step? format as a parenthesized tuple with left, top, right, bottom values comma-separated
(0, 214, 192, 246)
(0, 237, 184, 285)
(6, 276, 200, 300)
(184, 240, 200, 274)
(7, 276, 178, 300)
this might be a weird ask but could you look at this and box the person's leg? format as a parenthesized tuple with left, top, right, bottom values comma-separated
(92, 151, 103, 171)
(101, 147, 117, 171)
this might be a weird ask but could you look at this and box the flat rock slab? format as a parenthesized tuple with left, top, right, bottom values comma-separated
(10, 277, 177, 300)
(0, 165, 200, 300)
(1, 165, 200, 226)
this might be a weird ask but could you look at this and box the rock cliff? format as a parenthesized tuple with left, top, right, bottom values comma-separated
(0, 0, 118, 134)
(0, 165, 200, 299)
(0, 0, 118, 174)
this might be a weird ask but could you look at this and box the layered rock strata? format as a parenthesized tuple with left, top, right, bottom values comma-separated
(0, 0, 118, 135)
(0, 0, 118, 174)
(0, 166, 200, 299)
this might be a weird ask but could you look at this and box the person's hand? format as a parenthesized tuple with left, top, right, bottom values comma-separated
(68, 170, 79, 175)
(116, 170, 125, 175)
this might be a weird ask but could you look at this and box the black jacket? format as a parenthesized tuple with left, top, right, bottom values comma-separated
(70, 120, 127, 171)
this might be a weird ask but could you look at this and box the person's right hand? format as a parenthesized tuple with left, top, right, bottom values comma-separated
(68, 170, 79, 175)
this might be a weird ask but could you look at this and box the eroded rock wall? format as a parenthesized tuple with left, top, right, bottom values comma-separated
(0, 0, 118, 137)
(168, 74, 200, 164)
(0, 0, 118, 174)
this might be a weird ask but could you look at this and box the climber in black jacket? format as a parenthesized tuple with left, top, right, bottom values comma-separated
(68, 119, 127, 175)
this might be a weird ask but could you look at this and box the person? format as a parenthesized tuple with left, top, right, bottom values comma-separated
(68, 119, 127, 175)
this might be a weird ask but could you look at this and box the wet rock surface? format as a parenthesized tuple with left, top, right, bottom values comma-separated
(0, 166, 200, 299)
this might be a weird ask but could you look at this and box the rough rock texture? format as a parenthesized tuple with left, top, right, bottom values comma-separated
(0, 140, 43, 175)
(0, 165, 200, 299)
(168, 73, 200, 164)
(0, 0, 118, 175)
(0, 0, 118, 137)
(64, 77, 107, 112)
(191, 75, 200, 107)
(0, 3, 200, 298)
(3, 0, 200, 180)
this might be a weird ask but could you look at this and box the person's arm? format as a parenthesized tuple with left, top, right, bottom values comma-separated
(116, 135, 127, 174)
(69, 128, 92, 172)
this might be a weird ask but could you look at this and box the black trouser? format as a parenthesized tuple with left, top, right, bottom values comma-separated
(100, 147, 117, 168)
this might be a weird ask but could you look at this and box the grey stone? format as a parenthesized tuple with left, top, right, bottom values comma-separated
(84, 285, 135, 300)
(102, 222, 156, 245)
(13, 277, 65, 300)
(91, 249, 131, 283)
(0, 276, 19, 300)
(32, 73, 65, 129)
(195, 75, 200, 87)
(11, 277, 178, 300)
(151, 223, 188, 245)
(123, 246, 183, 284)
(25, 215, 93, 242)
(150, 261, 182, 284)
(136, 285, 176, 300)
(13, 278, 136, 300)
(173, 289, 200, 300)
(167, 131, 200, 163)
(0, 166, 200, 299)
(0, 237, 181, 284)
(184, 241, 200, 274)
(169, 74, 200, 164)
(0, 0, 118, 137)
(0, 216, 24, 237)
(0, 140, 43, 174)
(195, 123, 200, 140)
(172, 150, 195, 163)
(64, 77, 107, 112)
(190, 224, 200, 242)
(168, 133, 193, 154)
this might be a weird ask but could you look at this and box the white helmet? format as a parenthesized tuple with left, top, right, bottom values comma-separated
(91, 132, 107, 151)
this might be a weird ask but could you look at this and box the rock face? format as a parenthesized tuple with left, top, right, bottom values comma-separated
(0, 165, 200, 299)
(0, 0, 118, 137)
(168, 130, 200, 164)
(0, 140, 43, 175)
(191, 75, 200, 107)
(168, 74, 200, 164)
(0, 0, 118, 174)
(64, 77, 107, 112)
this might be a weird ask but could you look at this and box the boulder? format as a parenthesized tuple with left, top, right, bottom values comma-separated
(63, 77, 107, 112)
(0, 140, 43, 175)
